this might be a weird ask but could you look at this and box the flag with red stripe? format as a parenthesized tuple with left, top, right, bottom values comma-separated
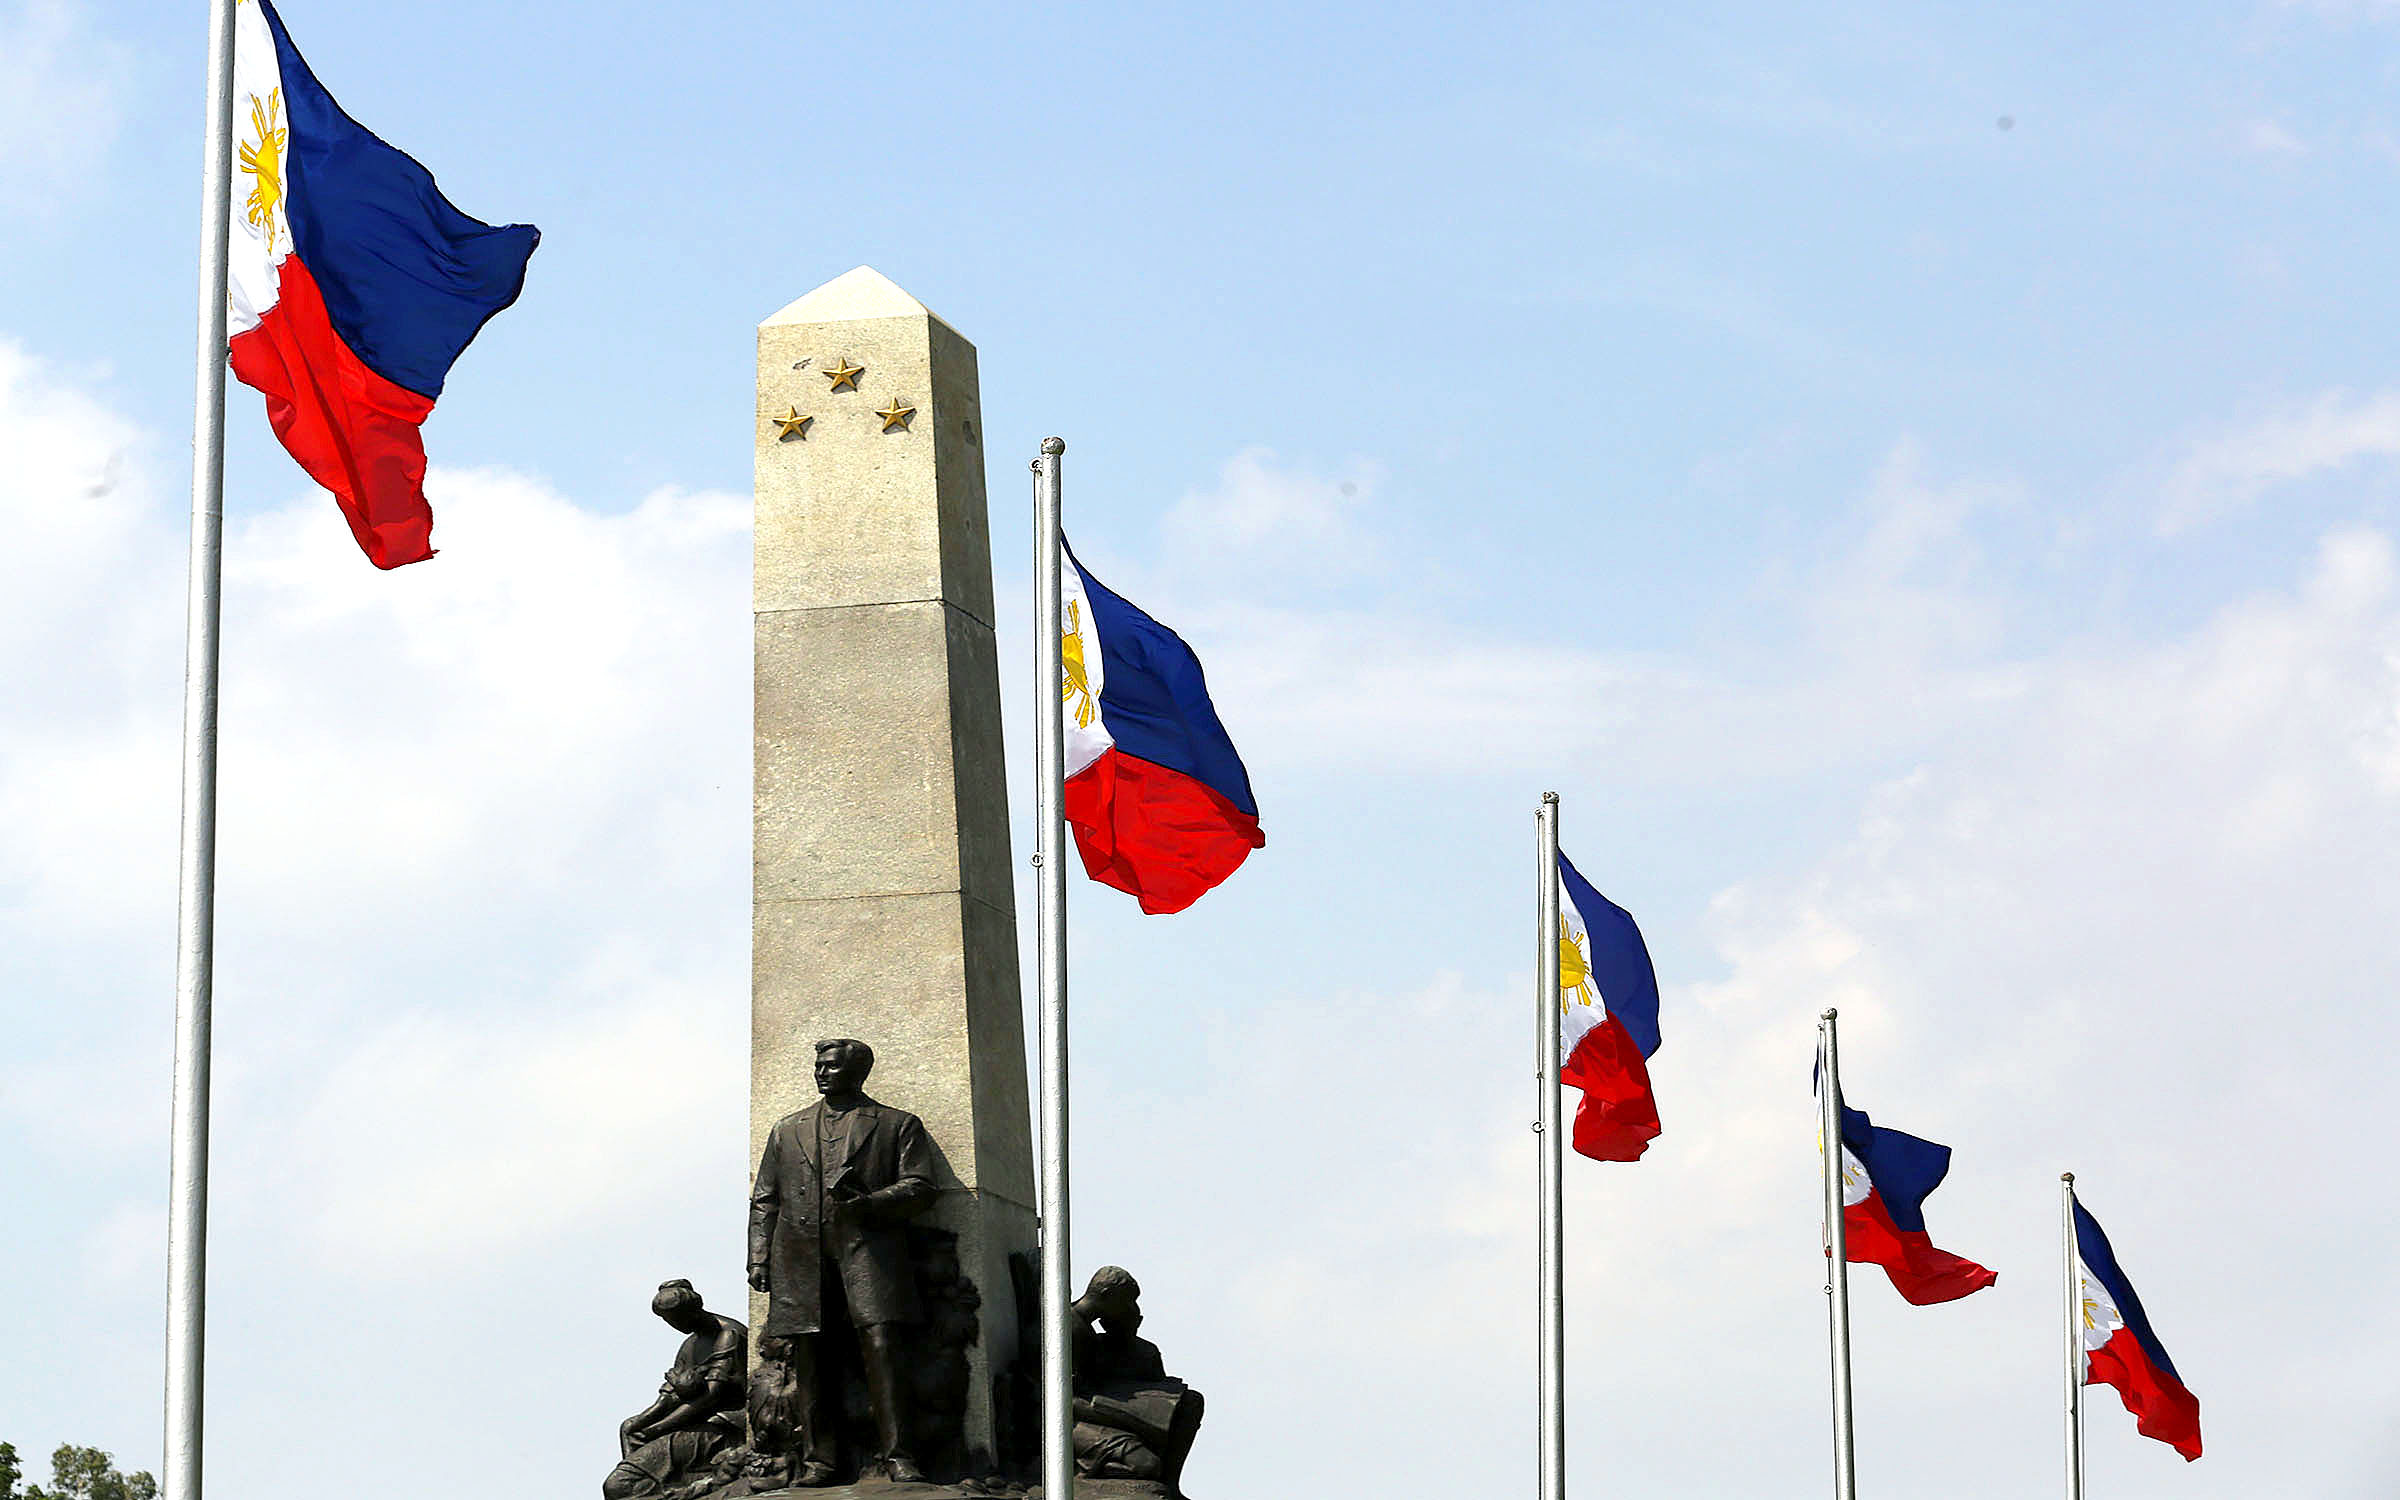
(2077, 1197, 2203, 1461)
(227, 0, 537, 568)
(1058, 541, 1263, 913)
(1554, 852, 1663, 1162)
(1820, 1085, 1997, 1306)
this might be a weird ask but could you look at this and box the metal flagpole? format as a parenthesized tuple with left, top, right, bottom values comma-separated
(167, 4, 238, 1500)
(1031, 438, 1073, 1500)
(1818, 1009, 1858, 1500)
(2063, 1173, 2085, 1500)
(1534, 792, 1564, 1500)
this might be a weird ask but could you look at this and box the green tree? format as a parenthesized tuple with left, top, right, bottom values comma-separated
(0, 1446, 156, 1500)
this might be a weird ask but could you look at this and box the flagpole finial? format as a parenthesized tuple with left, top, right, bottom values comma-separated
(2062, 1171, 2075, 1184)
(1042, 436, 1065, 455)
(1541, 790, 1559, 805)
(1820, 1007, 1838, 1021)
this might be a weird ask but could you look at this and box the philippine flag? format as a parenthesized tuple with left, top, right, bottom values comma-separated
(1059, 541, 1263, 914)
(227, 0, 538, 569)
(1822, 1091, 1997, 1306)
(2075, 1199, 2203, 1460)
(1555, 853, 1663, 1162)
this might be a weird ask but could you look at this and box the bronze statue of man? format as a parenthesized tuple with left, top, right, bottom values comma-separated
(748, 1037, 937, 1486)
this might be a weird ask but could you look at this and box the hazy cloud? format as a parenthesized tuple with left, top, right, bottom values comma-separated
(1160, 447, 1384, 577)
(1673, 525, 2400, 1495)
(0, 344, 756, 1489)
(0, 0, 126, 211)
(1101, 525, 2400, 1495)
(2159, 389, 2400, 534)
(1172, 440, 2025, 784)
(2244, 118, 2308, 156)
(10, 348, 2400, 1497)
(2277, 0, 2400, 19)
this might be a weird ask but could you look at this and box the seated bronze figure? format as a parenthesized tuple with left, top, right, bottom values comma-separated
(604, 1280, 748, 1500)
(1071, 1267, 1205, 1498)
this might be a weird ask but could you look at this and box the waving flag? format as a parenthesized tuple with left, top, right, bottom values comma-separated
(227, 0, 538, 568)
(1058, 542, 1263, 914)
(1821, 1089, 1997, 1305)
(2076, 1199, 2202, 1460)
(1555, 853, 1663, 1161)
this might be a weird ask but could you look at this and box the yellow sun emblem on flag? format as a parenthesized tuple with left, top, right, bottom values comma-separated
(1061, 600, 1097, 728)
(239, 88, 288, 253)
(1558, 917, 1595, 1009)
(1816, 1128, 1863, 1189)
(2081, 1295, 2104, 1332)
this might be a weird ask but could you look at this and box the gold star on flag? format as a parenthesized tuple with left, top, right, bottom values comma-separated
(877, 398, 916, 432)
(770, 407, 811, 440)
(823, 358, 865, 393)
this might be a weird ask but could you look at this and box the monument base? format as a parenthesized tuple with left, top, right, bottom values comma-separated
(712, 1481, 988, 1500)
(730, 1480, 1174, 1500)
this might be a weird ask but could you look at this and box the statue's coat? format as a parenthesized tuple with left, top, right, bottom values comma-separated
(748, 1095, 936, 1336)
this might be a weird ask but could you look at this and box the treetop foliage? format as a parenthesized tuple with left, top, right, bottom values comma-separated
(0, 1443, 158, 1500)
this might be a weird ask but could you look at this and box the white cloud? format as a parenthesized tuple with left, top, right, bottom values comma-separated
(11, 337, 2400, 1497)
(2159, 388, 2400, 534)
(0, 340, 159, 668)
(1160, 448, 1382, 576)
(1134, 519, 2400, 1496)
(1798, 438, 2011, 663)
(1673, 525, 2400, 1495)
(2244, 117, 2308, 156)
(0, 336, 181, 1015)
(2278, 0, 2400, 19)
(0, 0, 126, 211)
(0, 342, 757, 1489)
(1566, 123, 1683, 177)
(268, 965, 742, 1270)
(1167, 441, 2025, 783)
(1071, 450, 2400, 1494)
(1, 451, 752, 944)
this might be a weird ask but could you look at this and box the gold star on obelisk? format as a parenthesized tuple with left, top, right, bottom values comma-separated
(877, 397, 916, 432)
(823, 357, 865, 393)
(770, 406, 812, 440)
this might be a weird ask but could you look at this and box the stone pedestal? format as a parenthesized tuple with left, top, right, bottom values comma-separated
(751, 267, 1034, 1472)
(715, 1483, 1161, 1500)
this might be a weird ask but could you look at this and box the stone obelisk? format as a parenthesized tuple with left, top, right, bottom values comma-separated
(751, 266, 1033, 1468)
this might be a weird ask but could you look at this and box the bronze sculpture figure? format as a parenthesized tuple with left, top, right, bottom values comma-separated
(748, 1038, 938, 1486)
(604, 1280, 748, 1499)
(1070, 1267, 1205, 1498)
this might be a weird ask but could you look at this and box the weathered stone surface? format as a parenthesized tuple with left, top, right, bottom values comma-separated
(752, 266, 1034, 1474)
(752, 603, 1015, 909)
(754, 267, 995, 623)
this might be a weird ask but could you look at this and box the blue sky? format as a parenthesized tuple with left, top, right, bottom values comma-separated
(7, 1, 2400, 1496)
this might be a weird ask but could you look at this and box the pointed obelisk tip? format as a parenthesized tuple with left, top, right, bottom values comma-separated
(760, 265, 955, 332)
